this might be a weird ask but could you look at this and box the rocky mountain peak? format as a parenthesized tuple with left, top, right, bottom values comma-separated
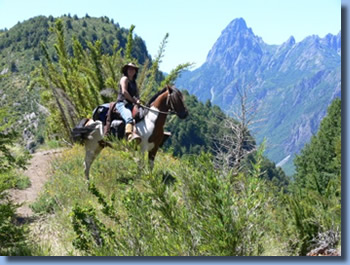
(206, 18, 261, 66)
(321, 32, 341, 54)
(176, 18, 341, 175)
(226, 17, 248, 32)
(286, 36, 296, 46)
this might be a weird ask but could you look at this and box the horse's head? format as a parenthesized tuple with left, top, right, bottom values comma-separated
(166, 86, 189, 119)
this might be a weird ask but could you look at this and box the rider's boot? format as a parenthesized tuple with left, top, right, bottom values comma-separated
(125, 123, 141, 144)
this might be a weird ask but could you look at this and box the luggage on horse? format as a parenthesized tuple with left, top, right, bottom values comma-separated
(92, 102, 145, 138)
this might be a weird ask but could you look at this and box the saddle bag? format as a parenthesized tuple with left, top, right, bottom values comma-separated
(92, 103, 111, 125)
(92, 102, 146, 137)
(92, 102, 123, 137)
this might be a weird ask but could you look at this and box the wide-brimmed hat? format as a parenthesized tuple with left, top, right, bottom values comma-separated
(121, 63, 139, 74)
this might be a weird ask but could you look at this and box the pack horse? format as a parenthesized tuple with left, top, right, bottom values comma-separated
(72, 86, 188, 180)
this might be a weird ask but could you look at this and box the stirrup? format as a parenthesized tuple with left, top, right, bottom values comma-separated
(128, 133, 141, 144)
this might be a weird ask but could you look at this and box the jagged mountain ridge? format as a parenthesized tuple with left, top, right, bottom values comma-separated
(176, 18, 341, 175)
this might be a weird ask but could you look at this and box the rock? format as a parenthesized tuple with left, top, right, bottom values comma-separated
(307, 246, 340, 256)
(0, 68, 9, 75)
(26, 140, 36, 153)
(29, 112, 36, 120)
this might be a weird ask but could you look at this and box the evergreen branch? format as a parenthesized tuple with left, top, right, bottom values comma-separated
(125, 25, 135, 62)
(160, 62, 193, 87)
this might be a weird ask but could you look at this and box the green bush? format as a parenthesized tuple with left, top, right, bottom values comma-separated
(28, 103, 341, 257)
(0, 109, 34, 255)
(35, 143, 274, 256)
(14, 174, 31, 190)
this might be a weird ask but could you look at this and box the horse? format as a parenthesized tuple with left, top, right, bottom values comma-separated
(71, 85, 188, 180)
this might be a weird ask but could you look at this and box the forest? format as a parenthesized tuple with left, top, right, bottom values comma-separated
(0, 16, 341, 256)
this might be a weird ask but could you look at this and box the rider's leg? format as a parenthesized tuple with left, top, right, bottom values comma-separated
(116, 102, 134, 139)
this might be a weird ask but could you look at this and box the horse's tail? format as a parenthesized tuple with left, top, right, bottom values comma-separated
(71, 118, 100, 144)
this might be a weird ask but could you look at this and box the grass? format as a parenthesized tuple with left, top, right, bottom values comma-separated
(36, 139, 68, 151)
(14, 174, 31, 190)
(29, 143, 276, 255)
(29, 144, 173, 255)
(27, 140, 340, 256)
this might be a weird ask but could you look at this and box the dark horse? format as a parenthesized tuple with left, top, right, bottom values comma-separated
(72, 85, 188, 180)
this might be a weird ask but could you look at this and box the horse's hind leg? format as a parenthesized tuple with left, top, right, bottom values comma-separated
(84, 142, 103, 181)
(82, 120, 104, 181)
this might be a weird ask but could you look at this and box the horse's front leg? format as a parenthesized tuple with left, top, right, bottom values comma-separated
(148, 147, 159, 171)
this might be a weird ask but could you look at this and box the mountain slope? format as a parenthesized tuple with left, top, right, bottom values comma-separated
(176, 18, 341, 175)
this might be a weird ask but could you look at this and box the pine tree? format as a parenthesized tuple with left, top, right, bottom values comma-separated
(30, 19, 126, 141)
(294, 98, 341, 195)
(0, 108, 31, 255)
(141, 33, 169, 101)
(29, 18, 191, 143)
(282, 98, 342, 255)
(125, 25, 135, 63)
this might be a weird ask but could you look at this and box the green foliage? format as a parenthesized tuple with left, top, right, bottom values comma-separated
(0, 109, 33, 255)
(276, 173, 341, 255)
(175, 151, 272, 256)
(10, 61, 18, 72)
(31, 19, 126, 141)
(13, 174, 31, 190)
(0, 16, 50, 73)
(31, 112, 340, 256)
(294, 98, 341, 194)
(0, 201, 32, 256)
(275, 98, 342, 255)
(32, 144, 280, 256)
(0, 15, 151, 147)
(246, 152, 290, 190)
(125, 25, 135, 62)
(163, 93, 227, 156)
(30, 193, 56, 214)
(160, 62, 193, 87)
(140, 33, 169, 101)
(161, 93, 287, 187)
(29, 17, 194, 146)
(88, 183, 119, 222)
(0, 109, 30, 174)
(71, 204, 116, 254)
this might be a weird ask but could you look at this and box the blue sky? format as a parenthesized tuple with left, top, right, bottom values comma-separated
(0, 0, 341, 73)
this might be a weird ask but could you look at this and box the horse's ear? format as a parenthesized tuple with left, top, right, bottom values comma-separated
(166, 85, 172, 93)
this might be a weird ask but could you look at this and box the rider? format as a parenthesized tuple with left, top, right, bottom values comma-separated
(115, 62, 141, 141)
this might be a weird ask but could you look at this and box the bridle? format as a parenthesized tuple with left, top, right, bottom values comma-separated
(140, 90, 179, 115)
(140, 103, 176, 115)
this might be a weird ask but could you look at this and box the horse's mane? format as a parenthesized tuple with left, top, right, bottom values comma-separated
(147, 87, 168, 106)
(168, 87, 183, 106)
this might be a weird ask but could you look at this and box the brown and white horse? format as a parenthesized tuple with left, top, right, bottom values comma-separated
(72, 85, 188, 180)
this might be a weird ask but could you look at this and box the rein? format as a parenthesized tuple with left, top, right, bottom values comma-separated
(140, 103, 176, 115)
(140, 92, 177, 115)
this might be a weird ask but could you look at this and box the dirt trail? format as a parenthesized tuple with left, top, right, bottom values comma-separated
(9, 149, 63, 218)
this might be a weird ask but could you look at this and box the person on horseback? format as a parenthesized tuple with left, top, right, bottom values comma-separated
(115, 62, 141, 141)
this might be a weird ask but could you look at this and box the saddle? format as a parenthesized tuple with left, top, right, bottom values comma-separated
(92, 102, 145, 137)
